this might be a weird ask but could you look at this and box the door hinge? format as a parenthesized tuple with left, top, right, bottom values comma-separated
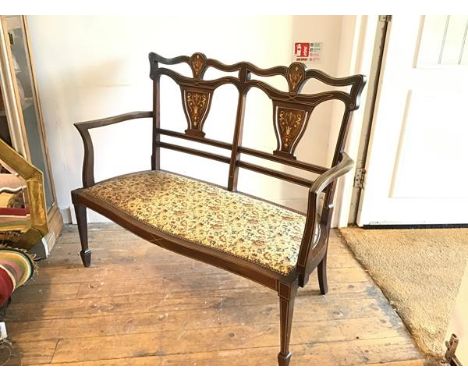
(379, 15, 392, 23)
(353, 168, 366, 189)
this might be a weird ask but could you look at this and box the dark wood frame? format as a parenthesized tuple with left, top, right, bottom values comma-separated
(71, 53, 366, 366)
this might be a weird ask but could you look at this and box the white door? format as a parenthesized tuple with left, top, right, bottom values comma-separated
(358, 15, 468, 226)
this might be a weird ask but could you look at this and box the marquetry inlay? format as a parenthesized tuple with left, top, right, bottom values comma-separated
(279, 109, 304, 148)
(187, 91, 207, 127)
(273, 107, 308, 159)
(182, 87, 212, 137)
(190, 53, 206, 79)
(287, 63, 306, 93)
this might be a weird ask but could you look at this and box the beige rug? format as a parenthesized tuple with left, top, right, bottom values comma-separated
(339, 227, 468, 358)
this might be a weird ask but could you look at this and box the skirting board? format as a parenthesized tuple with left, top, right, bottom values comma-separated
(64, 206, 112, 224)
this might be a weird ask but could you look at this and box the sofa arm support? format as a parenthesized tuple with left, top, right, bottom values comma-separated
(296, 152, 354, 276)
(75, 111, 153, 188)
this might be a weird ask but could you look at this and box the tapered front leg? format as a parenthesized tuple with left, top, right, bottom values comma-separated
(317, 251, 328, 295)
(277, 281, 298, 366)
(74, 202, 91, 267)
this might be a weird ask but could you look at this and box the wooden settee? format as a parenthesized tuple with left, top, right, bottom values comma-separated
(71, 52, 366, 365)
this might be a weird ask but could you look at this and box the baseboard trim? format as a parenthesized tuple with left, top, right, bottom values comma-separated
(60, 207, 72, 224)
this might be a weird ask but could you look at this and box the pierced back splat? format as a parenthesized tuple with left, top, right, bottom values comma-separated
(273, 103, 312, 159)
(182, 53, 211, 137)
(273, 62, 309, 159)
(181, 87, 212, 137)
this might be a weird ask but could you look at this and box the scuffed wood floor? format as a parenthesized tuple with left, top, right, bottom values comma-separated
(4, 224, 427, 365)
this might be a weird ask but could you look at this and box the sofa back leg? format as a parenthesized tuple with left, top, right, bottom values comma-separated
(318, 251, 328, 295)
(277, 281, 298, 366)
(74, 202, 92, 267)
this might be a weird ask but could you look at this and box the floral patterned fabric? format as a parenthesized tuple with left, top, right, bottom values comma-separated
(83, 171, 307, 275)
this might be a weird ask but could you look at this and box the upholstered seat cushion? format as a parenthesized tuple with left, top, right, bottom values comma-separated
(83, 171, 307, 275)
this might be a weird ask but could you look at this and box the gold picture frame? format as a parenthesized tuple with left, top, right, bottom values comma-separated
(0, 138, 48, 248)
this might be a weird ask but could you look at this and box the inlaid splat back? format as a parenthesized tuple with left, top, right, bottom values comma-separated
(149, 52, 366, 191)
(181, 86, 212, 137)
(273, 103, 310, 159)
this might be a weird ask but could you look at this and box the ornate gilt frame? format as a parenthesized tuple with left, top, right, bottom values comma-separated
(0, 138, 48, 248)
(0, 15, 61, 253)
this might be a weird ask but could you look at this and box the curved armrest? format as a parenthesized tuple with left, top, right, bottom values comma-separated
(75, 111, 153, 188)
(75, 111, 153, 131)
(309, 152, 354, 196)
(296, 152, 354, 273)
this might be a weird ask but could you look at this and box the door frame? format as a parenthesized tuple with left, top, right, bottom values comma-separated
(346, 16, 392, 226)
(331, 15, 384, 228)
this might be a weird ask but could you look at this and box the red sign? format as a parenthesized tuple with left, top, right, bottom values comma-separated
(294, 42, 322, 63)
(294, 42, 310, 58)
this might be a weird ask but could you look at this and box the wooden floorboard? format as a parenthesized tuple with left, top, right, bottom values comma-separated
(4, 224, 426, 365)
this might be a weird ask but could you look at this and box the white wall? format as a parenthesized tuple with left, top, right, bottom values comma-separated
(28, 15, 348, 223)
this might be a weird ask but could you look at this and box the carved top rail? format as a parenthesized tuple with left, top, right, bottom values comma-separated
(149, 52, 365, 179)
(149, 52, 364, 108)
